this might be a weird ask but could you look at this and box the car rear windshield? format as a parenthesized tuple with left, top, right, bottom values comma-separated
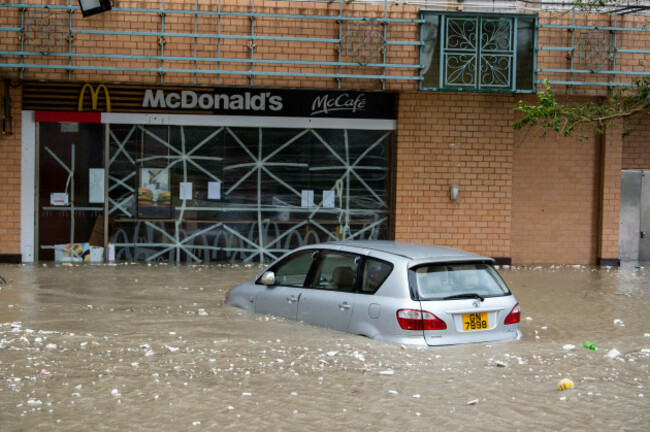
(414, 263, 511, 300)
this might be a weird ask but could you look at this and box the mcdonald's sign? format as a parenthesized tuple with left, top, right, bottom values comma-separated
(78, 83, 111, 112)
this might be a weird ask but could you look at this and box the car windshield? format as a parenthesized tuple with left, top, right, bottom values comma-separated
(414, 263, 510, 300)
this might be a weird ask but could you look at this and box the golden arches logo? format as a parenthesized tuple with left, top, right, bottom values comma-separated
(78, 83, 111, 112)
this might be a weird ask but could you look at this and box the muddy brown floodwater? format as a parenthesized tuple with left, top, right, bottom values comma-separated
(0, 262, 648, 431)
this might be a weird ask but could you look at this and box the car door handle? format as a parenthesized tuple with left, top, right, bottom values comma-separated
(338, 302, 352, 310)
(287, 295, 300, 304)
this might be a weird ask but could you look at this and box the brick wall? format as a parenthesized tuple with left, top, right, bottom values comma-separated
(0, 2, 648, 262)
(623, 112, 650, 169)
(599, 121, 623, 262)
(0, 84, 22, 257)
(511, 96, 601, 264)
(0, 0, 419, 90)
(394, 92, 513, 259)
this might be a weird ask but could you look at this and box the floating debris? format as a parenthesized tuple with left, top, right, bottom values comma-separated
(557, 378, 574, 391)
(606, 348, 621, 359)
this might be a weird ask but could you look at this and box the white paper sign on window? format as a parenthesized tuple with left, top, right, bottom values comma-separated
(179, 182, 193, 200)
(301, 190, 314, 208)
(323, 190, 335, 208)
(208, 181, 221, 200)
(88, 168, 104, 203)
(50, 192, 69, 206)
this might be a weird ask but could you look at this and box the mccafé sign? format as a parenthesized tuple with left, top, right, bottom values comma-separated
(22, 82, 395, 120)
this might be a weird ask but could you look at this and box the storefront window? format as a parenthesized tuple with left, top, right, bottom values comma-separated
(107, 125, 392, 263)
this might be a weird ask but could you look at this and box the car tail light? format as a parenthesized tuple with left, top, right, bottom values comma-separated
(504, 303, 520, 325)
(396, 309, 447, 331)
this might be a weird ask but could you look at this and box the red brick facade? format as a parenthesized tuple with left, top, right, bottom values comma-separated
(395, 92, 513, 259)
(0, 1, 648, 263)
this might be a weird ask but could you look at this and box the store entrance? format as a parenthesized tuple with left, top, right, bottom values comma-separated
(37, 122, 105, 261)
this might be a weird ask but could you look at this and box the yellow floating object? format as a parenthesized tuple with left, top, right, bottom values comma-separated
(557, 378, 574, 391)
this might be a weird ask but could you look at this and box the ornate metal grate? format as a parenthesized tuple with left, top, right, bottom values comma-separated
(24, 9, 67, 54)
(342, 21, 385, 66)
(577, 29, 614, 71)
(443, 16, 514, 89)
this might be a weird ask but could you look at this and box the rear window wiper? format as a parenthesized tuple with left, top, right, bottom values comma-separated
(443, 293, 485, 302)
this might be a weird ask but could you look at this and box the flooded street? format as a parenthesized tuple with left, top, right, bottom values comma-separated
(1, 262, 648, 431)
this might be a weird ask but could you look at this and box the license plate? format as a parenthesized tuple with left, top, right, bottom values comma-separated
(462, 312, 488, 331)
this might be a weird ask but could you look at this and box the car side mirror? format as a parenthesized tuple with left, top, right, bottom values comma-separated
(260, 271, 275, 286)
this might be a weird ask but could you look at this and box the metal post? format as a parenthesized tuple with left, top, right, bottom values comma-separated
(193, 0, 198, 84)
(68, 0, 73, 80)
(70, 143, 75, 245)
(217, 0, 223, 85)
(337, 0, 343, 89)
(160, 0, 165, 84)
(103, 124, 110, 262)
(250, 0, 255, 87)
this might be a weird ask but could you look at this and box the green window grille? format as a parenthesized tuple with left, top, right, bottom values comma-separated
(421, 13, 536, 93)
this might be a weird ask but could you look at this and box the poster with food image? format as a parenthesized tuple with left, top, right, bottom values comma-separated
(138, 168, 171, 218)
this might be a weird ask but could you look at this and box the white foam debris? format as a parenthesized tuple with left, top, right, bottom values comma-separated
(242, 392, 252, 396)
(613, 319, 624, 327)
(327, 351, 338, 357)
(466, 399, 479, 405)
(198, 309, 208, 316)
(412, 394, 421, 399)
(495, 361, 508, 367)
(563, 344, 576, 351)
(388, 390, 398, 395)
(110, 389, 121, 397)
(27, 399, 43, 406)
(353, 351, 366, 362)
(165, 345, 180, 353)
(45, 343, 57, 350)
(606, 348, 621, 359)
(379, 370, 395, 376)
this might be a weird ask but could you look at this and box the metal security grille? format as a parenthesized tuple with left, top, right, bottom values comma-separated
(443, 16, 514, 89)
(420, 12, 536, 92)
(108, 124, 392, 263)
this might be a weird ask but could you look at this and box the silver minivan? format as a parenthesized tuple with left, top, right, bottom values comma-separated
(226, 241, 522, 346)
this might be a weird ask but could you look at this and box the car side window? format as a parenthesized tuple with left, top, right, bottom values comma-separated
(361, 258, 393, 294)
(311, 252, 359, 292)
(268, 251, 315, 287)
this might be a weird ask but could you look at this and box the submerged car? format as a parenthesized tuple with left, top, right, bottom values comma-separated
(226, 241, 521, 346)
